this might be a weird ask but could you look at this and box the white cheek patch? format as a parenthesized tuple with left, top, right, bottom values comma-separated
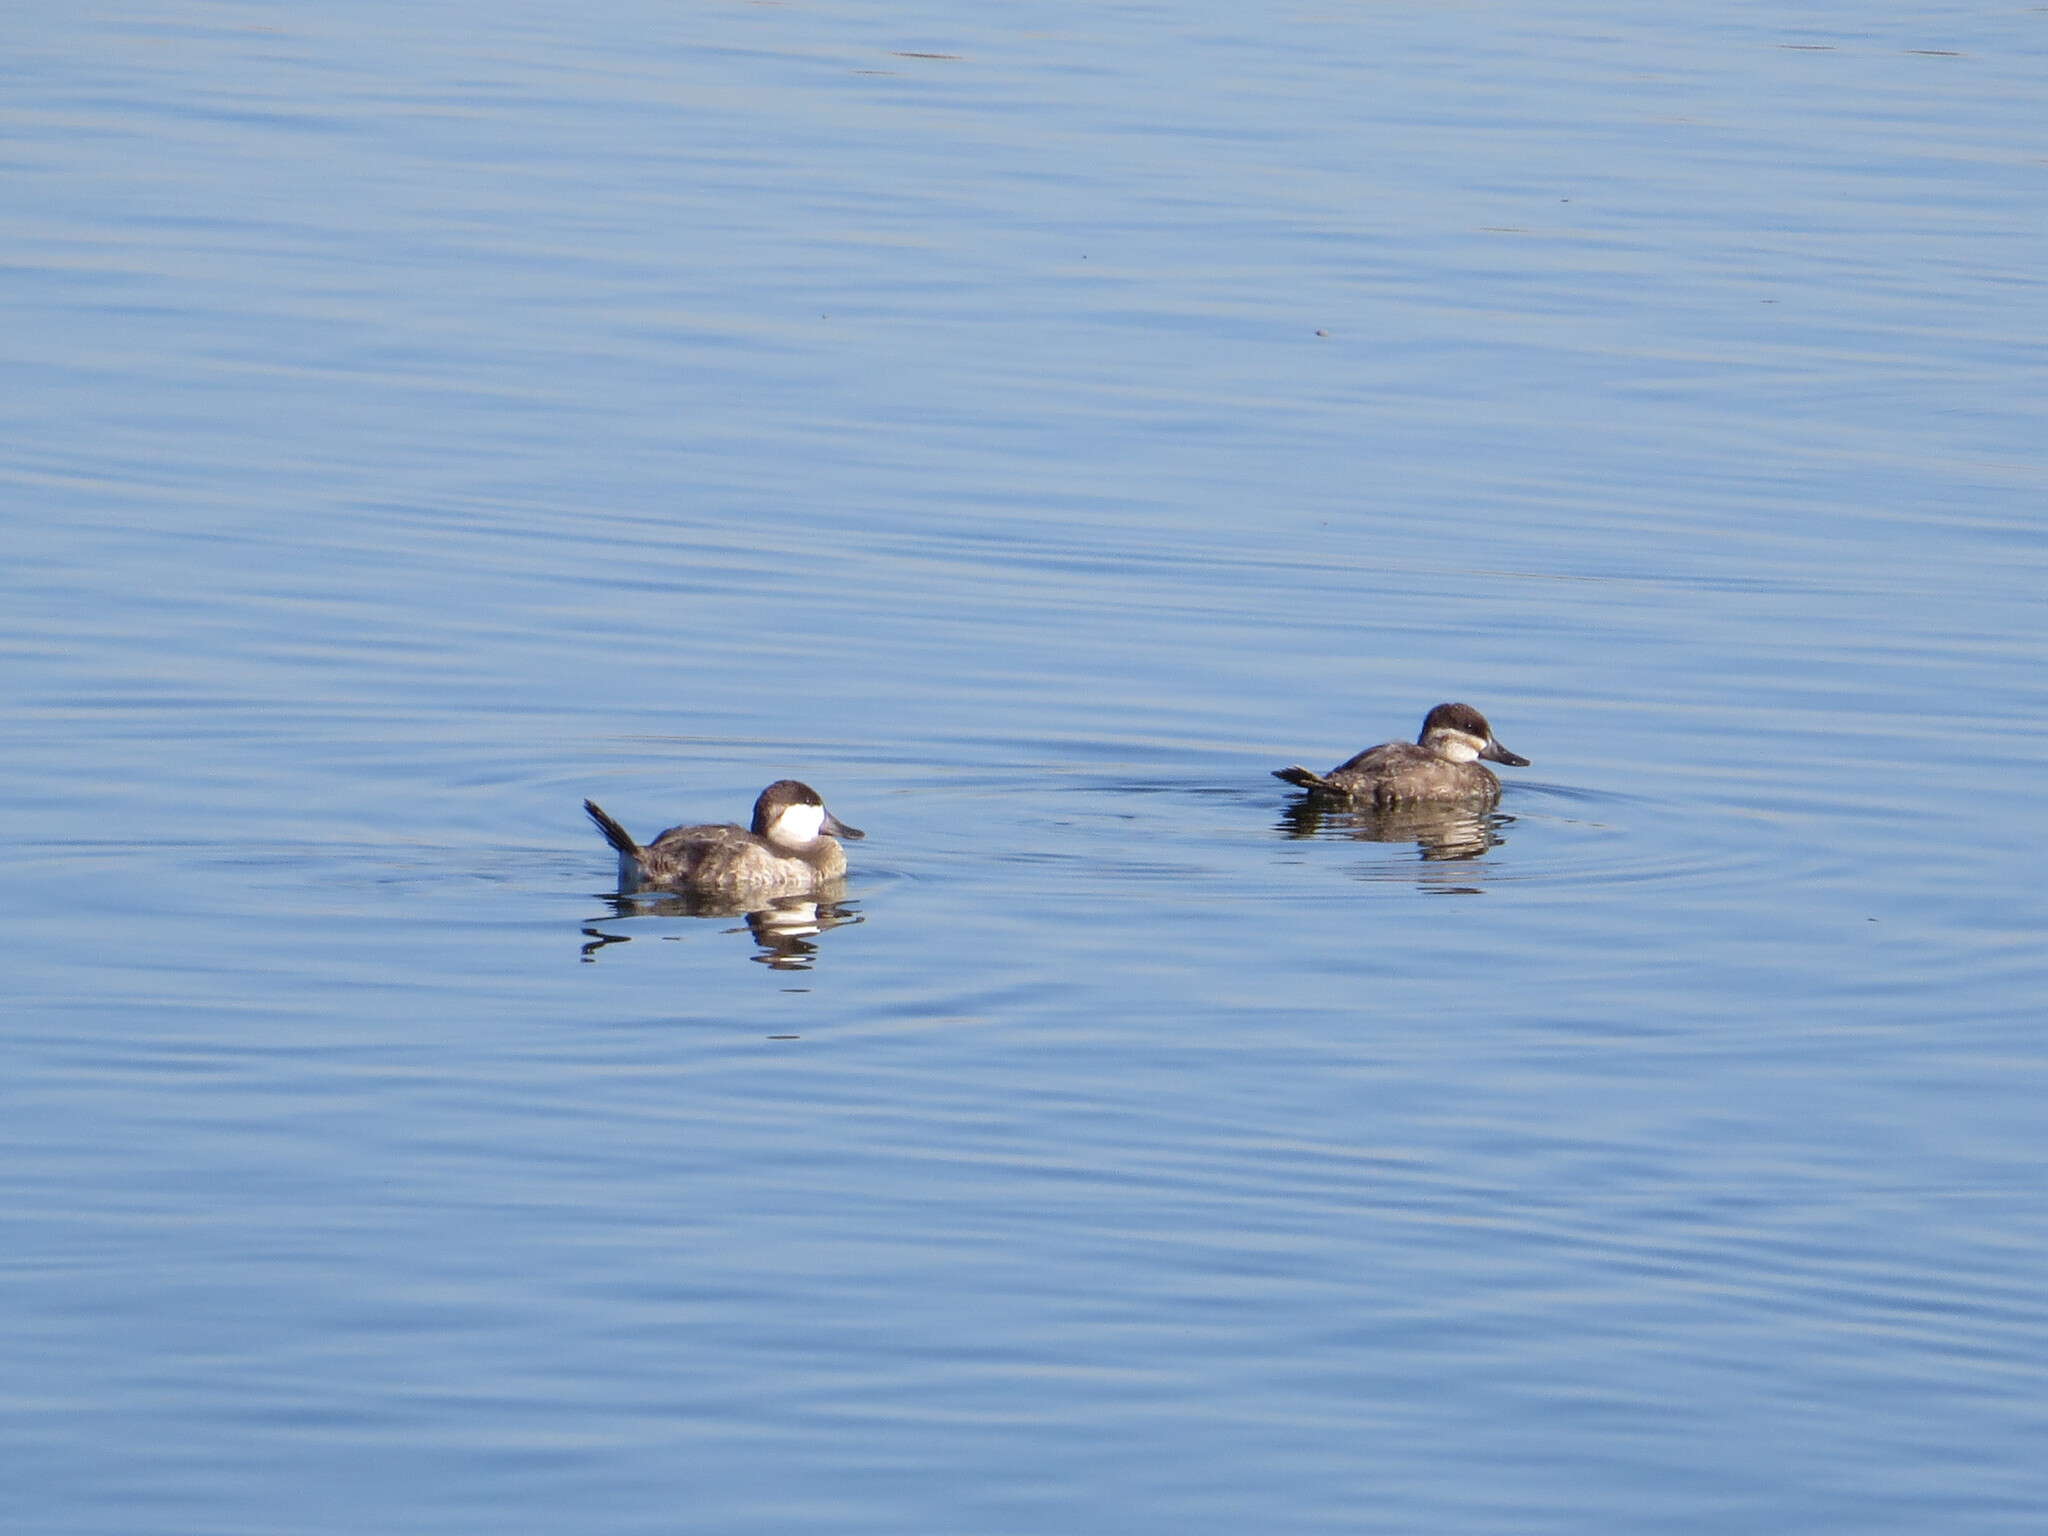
(769, 802, 827, 845)
(1435, 732, 1484, 764)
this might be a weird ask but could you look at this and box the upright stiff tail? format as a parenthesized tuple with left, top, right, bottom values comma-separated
(1273, 765, 1332, 792)
(583, 799, 643, 860)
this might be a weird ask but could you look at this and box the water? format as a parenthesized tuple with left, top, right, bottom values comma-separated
(5, 1, 2045, 1531)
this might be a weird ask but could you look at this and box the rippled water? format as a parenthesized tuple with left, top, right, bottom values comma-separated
(7, 0, 2046, 1532)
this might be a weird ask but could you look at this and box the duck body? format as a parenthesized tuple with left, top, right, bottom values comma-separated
(584, 779, 863, 898)
(1275, 702, 1528, 809)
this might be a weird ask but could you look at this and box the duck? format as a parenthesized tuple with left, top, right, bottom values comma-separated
(583, 779, 863, 897)
(1274, 702, 1528, 808)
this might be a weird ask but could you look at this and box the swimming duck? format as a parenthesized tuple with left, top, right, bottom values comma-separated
(1274, 702, 1528, 808)
(583, 779, 863, 897)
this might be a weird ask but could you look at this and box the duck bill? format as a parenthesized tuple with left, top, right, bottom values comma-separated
(822, 810, 864, 841)
(1481, 739, 1530, 768)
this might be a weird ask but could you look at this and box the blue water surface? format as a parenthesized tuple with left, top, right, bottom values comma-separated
(4, 1, 2045, 1532)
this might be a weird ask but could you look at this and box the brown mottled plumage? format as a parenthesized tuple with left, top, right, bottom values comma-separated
(1275, 702, 1528, 808)
(584, 779, 862, 897)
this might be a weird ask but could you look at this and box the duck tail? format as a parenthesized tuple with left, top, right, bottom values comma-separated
(1273, 765, 1332, 792)
(583, 799, 643, 860)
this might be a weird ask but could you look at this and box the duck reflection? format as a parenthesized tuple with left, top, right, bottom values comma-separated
(580, 889, 863, 970)
(1278, 795, 1512, 863)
